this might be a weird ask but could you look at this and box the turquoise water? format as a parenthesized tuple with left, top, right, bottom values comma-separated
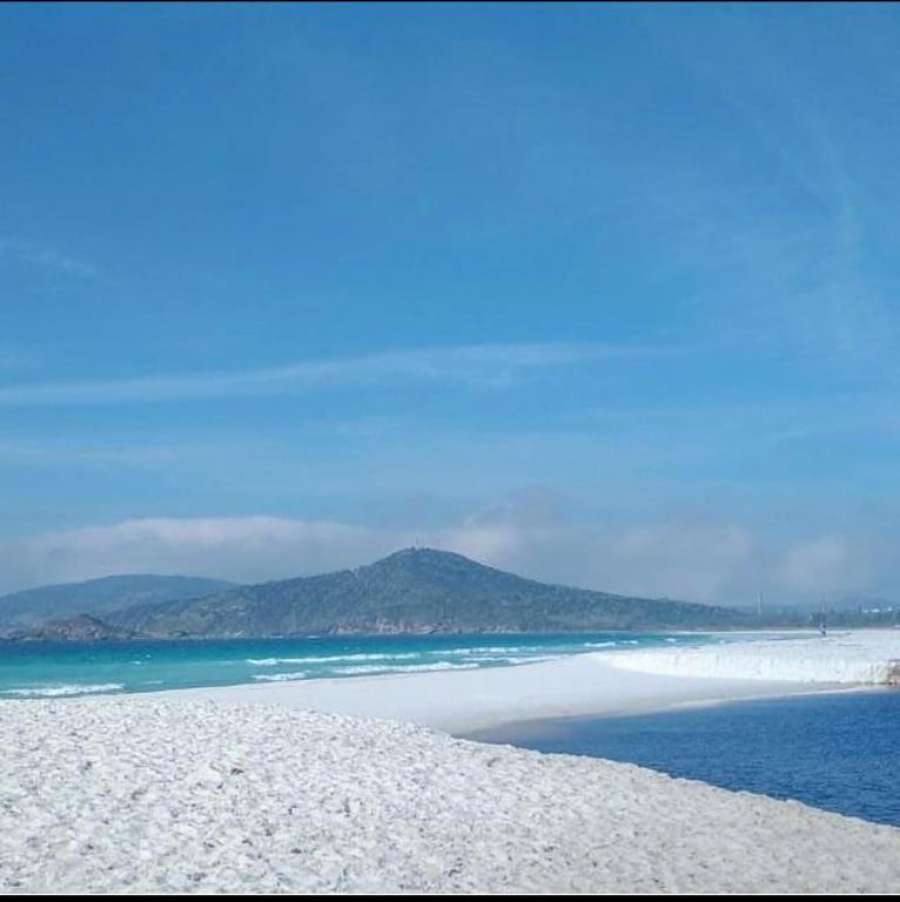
(0, 632, 711, 698)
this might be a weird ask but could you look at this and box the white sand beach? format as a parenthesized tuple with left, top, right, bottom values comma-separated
(145, 629, 900, 733)
(3, 630, 900, 894)
(3, 696, 900, 894)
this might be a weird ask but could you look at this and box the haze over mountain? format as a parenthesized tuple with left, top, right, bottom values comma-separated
(105, 548, 751, 637)
(0, 575, 235, 630)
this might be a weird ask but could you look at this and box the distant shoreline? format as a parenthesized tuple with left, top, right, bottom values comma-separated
(0, 627, 715, 644)
(3, 624, 882, 644)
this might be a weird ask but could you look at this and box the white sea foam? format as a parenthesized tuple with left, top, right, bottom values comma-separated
(440, 646, 534, 656)
(252, 671, 308, 683)
(246, 648, 563, 668)
(253, 655, 556, 679)
(331, 662, 481, 676)
(464, 655, 558, 666)
(246, 652, 422, 666)
(1, 683, 125, 698)
(601, 631, 900, 684)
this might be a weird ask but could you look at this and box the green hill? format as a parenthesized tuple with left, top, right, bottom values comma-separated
(0, 574, 235, 630)
(108, 547, 751, 637)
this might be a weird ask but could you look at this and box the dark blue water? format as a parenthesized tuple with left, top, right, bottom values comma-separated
(0, 631, 712, 698)
(474, 690, 900, 827)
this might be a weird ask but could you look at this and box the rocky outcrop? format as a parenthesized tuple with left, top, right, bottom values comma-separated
(7, 614, 142, 642)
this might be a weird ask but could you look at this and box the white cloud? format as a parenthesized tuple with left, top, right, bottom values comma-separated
(3, 517, 404, 591)
(0, 341, 682, 408)
(777, 535, 858, 596)
(607, 522, 755, 602)
(0, 512, 884, 607)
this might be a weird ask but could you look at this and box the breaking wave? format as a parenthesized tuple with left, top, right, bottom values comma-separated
(252, 671, 308, 682)
(1, 683, 125, 698)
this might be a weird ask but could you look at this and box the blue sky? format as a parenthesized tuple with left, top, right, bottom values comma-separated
(2, 3, 900, 602)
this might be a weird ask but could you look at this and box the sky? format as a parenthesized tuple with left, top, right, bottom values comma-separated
(2, 3, 900, 604)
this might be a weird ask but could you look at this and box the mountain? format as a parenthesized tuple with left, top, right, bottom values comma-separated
(0, 575, 236, 630)
(107, 547, 751, 637)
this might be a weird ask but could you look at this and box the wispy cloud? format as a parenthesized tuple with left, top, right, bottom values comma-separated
(0, 439, 182, 469)
(582, 394, 900, 443)
(0, 342, 684, 408)
(0, 238, 98, 279)
(629, 10, 900, 381)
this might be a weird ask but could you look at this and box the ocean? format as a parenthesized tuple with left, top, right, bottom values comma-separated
(6, 631, 895, 830)
(474, 689, 900, 828)
(0, 631, 709, 698)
